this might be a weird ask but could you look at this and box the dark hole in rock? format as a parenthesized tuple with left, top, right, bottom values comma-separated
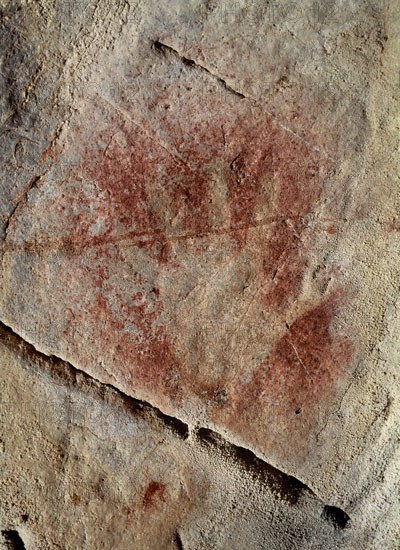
(322, 505, 350, 529)
(1, 530, 26, 550)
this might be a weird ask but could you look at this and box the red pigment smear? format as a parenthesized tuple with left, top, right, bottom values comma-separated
(388, 220, 400, 232)
(221, 113, 326, 309)
(49, 53, 353, 434)
(75, 246, 177, 396)
(142, 482, 166, 509)
(72, 108, 216, 250)
(231, 291, 354, 427)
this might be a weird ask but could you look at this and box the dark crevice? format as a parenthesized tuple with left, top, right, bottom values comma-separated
(0, 321, 189, 441)
(322, 505, 350, 529)
(0, 320, 350, 526)
(1, 530, 26, 550)
(174, 530, 185, 550)
(153, 40, 246, 99)
(196, 427, 308, 506)
(123, 394, 189, 440)
(229, 153, 243, 186)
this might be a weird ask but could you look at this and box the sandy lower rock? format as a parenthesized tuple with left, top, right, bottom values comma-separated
(0, 0, 399, 548)
(0, 324, 352, 549)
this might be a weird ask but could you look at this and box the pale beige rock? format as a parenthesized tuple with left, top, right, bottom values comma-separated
(0, 0, 399, 548)
(0, 325, 350, 549)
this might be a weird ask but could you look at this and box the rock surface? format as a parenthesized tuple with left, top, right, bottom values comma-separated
(0, 0, 399, 548)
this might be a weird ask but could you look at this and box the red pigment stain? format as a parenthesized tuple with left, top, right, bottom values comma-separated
(69, 106, 217, 252)
(48, 49, 355, 438)
(325, 224, 337, 234)
(388, 220, 400, 232)
(228, 291, 354, 440)
(90, 269, 175, 391)
(142, 482, 166, 509)
(261, 220, 307, 309)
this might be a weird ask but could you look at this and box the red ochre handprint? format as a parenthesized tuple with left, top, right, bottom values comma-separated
(37, 47, 354, 461)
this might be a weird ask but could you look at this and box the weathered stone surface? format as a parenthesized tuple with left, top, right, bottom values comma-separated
(0, 0, 399, 547)
(0, 325, 352, 549)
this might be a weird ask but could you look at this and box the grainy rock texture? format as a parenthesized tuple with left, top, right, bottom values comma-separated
(0, 0, 399, 548)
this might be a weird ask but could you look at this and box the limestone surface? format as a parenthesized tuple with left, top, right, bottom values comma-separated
(0, 1, 399, 548)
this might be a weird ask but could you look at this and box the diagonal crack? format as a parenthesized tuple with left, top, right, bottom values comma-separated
(0, 319, 350, 526)
(152, 40, 333, 161)
(1, 214, 296, 254)
(153, 40, 246, 100)
(0, 320, 189, 440)
(3, 174, 42, 238)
